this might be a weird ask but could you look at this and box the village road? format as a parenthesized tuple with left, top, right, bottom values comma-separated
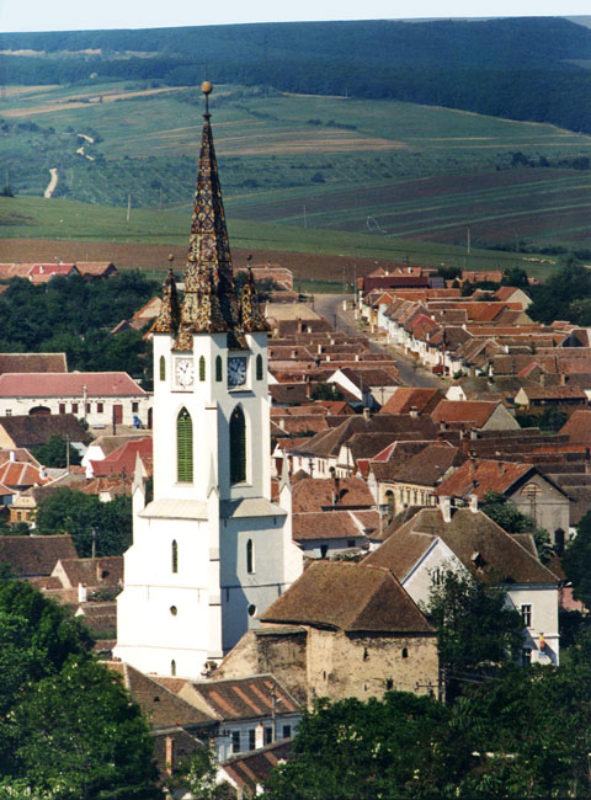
(313, 293, 445, 389)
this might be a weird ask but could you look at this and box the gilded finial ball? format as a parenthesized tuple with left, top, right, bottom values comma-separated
(201, 81, 213, 95)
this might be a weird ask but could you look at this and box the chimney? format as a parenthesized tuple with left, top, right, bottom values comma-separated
(409, 406, 418, 418)
(468, 494, 478, 513)
(317, 344, 323, 354)
(305, 375, 311, 399)
(498, 460, 504, 475)
(77, 582, 87, 603)
(9, 450, 15, 462)
(165, 736, 174, 776)
(291, 350, 297, 358)
(363, 407, 371, 421)
(469, 454, 477, 475)
(255, 723, 265, 750)
(440, 496, 452, 523)
(333, 475, 341, 505)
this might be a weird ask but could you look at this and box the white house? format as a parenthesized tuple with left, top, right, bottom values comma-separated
(365, 504, 560, 665)
(0, 372, 151, 429)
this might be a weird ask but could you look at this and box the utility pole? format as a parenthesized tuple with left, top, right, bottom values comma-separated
(91, 527, 97, 560)
(126, 194, 131, 224)
(66, 435, 70, 471)
(466, 225, 471, 256)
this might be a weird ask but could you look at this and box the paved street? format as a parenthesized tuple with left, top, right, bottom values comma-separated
(312, 293, 446, 389)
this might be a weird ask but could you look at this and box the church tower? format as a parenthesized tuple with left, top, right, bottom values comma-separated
(115, 83, 302, 679)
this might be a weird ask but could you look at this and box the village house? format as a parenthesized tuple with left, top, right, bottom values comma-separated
(0, 372, 151, 429)
(177, 675, 301, 762)
(431, 399, 520, 432)
(0, 352, 67, 376)
(364, 505, 560, 665)
(434, 457, 570, 546)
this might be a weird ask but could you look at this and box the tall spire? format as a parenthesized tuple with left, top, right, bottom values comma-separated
(171, 82, 268, 350)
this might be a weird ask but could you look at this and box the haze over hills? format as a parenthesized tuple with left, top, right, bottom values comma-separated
(1, 16, 590, 264)
(1, 17, 591, 134)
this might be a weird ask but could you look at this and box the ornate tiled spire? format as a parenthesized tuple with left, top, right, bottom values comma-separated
(151, 263, 180, 334)
(241, 267, 270, 333)
(174, 82, 268, 350)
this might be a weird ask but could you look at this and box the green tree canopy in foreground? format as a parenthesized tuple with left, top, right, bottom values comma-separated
(264, 654, 591, 799)
(32, 435, 82, 469)
(0, 577, 161, 799)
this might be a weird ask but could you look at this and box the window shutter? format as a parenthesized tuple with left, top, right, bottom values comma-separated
(230, 406, 246, 484)
(177, 408, 193, 482)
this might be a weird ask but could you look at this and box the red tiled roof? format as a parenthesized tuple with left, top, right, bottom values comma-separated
(0, 372, 146, 397)
(431, 400, 504, 427)
(186, 675, 299, 721)
(292, 477, 375, 512)
(90, 437, 153, 478)
(433, 459, 533, 499)
(0, 460, 52, 488)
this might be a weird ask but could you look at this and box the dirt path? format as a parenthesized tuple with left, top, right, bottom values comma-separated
(44, 168, 58, 198)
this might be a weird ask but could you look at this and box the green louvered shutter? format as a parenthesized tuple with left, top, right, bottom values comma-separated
(177, 408, 193, 482)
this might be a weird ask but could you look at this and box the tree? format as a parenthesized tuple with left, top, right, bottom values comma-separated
(12, 658, 161, 800)
(32, 435, 81, 468)
(428, 571, 523, 702)
(264, 692, 463, 800)
(501, 267, 529, 288)
(34, 489, 132, 557)
(480, 491, 553, 563)
(0, 576, 161, 799)
(169, 746, 233, 800)
(562, 510, 591, 608)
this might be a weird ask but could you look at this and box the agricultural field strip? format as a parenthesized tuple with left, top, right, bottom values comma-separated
(229, 175, 591, 226)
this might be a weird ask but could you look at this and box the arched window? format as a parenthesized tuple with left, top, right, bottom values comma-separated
(172, 540, 178, 573)
(246, 539, 254, 574)
(159, 355, 166, 381)
(385, 490, 394, 522)
(230, 406, 246, 484)
(199, 355, 206, 382)
(256, 354, 264, 381)
(215, 355, 223, 382)
(177, 408, 193, 483)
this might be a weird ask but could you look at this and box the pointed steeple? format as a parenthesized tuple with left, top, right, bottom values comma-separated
(174, 82, 268, 351)
(176, 81, 238, 349)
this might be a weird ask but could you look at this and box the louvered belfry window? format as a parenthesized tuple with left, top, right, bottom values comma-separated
(215, 355, 223, 382)
(230, 406, 246, 484)
(159, 355, 166, 381)
(199, 355, 206, 382)
(177, 407, 193, 482)
(256, 354, 264, 381)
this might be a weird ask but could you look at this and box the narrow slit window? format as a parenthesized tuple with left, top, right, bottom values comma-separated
(247, 539, 254, 574)
(199, 355, 206, 382)
(215, 355, 223, 382)
(172, 540, 178, 573)
(159, 356, 166, 381)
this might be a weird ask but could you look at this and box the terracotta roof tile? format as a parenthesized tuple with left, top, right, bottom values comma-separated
(292, 477, 375, 512)
(0, 372, 146, 397)
(431, 400, 504, 428)
(185, 675, 299, 721)
(433, 458, 534, 499)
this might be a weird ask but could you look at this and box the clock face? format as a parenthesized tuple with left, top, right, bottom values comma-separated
(228, 356, 247, 388)
(174, 357, 194, 388)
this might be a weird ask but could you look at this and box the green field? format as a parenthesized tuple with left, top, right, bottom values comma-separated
(0, 195, 566, 282)
(2, 81, 591, 256)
